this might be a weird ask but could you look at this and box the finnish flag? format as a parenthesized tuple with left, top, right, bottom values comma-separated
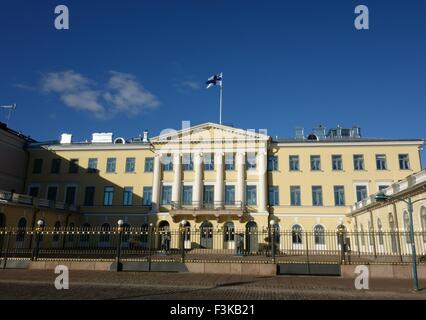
(206, 73, 223, 89)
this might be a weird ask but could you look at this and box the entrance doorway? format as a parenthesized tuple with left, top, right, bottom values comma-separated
(200, 221, 213, 249)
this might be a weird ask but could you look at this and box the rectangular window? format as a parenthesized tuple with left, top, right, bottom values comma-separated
(144, 157, 154, 172)
(32, 159, 43, 174)
(289, 155, 299, 171)
(204, 153, 214, 171)
(290, 186, 301, 206)
(376, 154, 387, 170)
(182, 154, 193, 171)
(353, 155, 365, 171)
(225, 153, 235, 171)
(203, 185, 214, 206)
(106, 158, 116, 173)
(246, 185, 257, 206)
(123, 187, 133, 206)
(125, 158, 136, 173)
(332, 155, 343, 171)
(103, 186, 114, 206)
(28, 186, 39, 197)
(312, 186, 323, 206)
(267, 156, 279, 171)
(142, 187, 152, 206)
(84, 187, 95, 206)
(69, 159, 79, 174)
(162, 155, 173, 171)
(334, 186, 345, 206)
(246, 153, 257, 170)
(161, 186, 172, 205)
(47, 186, 58, 201)
(310, 155, 321, 171)
(51, 159, 61, 174)
(87, 158, 98, 173)
(356, 185, 368, 202)
(399, 154, 410, 170)
(225, 185, 235, 205)
(268, 186, 279, 206)
(65, 186, 77, 205)
(182, 186, 193, 205)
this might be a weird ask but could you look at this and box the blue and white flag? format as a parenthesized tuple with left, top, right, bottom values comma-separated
(206, 73, 223, 89)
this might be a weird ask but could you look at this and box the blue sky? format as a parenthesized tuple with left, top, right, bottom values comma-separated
(0, 0, 425, 163)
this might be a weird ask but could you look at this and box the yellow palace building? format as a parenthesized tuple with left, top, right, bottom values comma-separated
(2, 121, 423, 237)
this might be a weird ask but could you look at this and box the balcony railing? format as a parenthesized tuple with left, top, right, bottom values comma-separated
(171, 201, 243, 211)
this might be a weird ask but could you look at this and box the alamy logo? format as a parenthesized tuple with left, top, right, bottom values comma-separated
(54, 5, 69, 30)
(54, 265, 69, 290)
(354, 265, 369, 290)
(354, 5, 369, 30)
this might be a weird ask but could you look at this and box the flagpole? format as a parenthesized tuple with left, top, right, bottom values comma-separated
(219, 73, 223, 125)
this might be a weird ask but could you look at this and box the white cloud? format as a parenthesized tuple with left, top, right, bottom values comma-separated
(39, 70, 159, 119)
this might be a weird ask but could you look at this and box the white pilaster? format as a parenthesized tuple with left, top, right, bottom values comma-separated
(237, 152, 245, 207)
(258, 151, 268, 213)
(214, 152, 224, 208)
(171, 153, 182, 206)
(151, 155, 161, 213)
(193, 153, 203, 209)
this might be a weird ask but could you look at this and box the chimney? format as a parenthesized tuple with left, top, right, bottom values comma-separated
(143, 130, 149, 143)
(60, 133, 72, 144)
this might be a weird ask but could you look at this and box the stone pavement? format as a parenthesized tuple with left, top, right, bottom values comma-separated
(0, 270, 425, 300)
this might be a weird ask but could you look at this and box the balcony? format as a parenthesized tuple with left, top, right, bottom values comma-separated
(169, 201, 245, 219)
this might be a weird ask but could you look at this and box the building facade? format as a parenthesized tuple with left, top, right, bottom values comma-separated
(12, 122, 423, 235)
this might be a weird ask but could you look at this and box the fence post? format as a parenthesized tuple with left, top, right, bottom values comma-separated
(148, 224, 153, 272)
(2, 231, 11, 269)
(115, 221, 123, 272)
(180, 228, 185, 263)
(271, 228, 276, 264)
(305, 231, 310, 274)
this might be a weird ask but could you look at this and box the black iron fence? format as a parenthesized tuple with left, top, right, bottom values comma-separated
(1, 227, 426, 265)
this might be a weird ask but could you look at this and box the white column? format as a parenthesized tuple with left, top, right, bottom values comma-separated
(236, 152, 245, 207)
(193, 153, 203, 209)
(171, 153, 182, 207)
(151, 155, 161, 213)
(258, 151, 268, 213)
(214, 153, 224, 208)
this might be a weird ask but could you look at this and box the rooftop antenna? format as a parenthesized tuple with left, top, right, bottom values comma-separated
(0, 103, 16, 126)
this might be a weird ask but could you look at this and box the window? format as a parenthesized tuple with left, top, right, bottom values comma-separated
(225, 185, 235, 205)
(80, 223, 91, 243)
(246, 185, 257, 206)
(246, 153, 257, 170)
(51, 158, 61, 174)
(47, 186, 58, 201)
(87, 158, 98, 173)
(224, 222, 235, 242)
(378, 185, 389, 191)
(32, 159, 43, 174)
(69, 159, 79, 174)
(376, 154, 387, 170)
(334, 186, 345, 206)
(403, 211, 411, 244)
(65, 186, 76, 205)
(268, 156, 278, 171)
(225, 153, 235, 171)
(332, 155, 343, 171)
(142, 187, 152, 206)
(377, 218, 384, 245)
(53, 221, 61, 242)
(312, 186, 323, 206)
(356, 185, 368, 202)
(268, 186, 279, 206)
(204, 153, 214, 171)
(314, 225, 325, 245)
(290, 186, 301, 206)
(16, 217, 27, 242)
(106, 158, 116, 173)
(103, 186, 114, 206)
(162, 155, 173, 171)
(161, 186, 172, 205)
(399, 154, 410, 170)
(292, 224, 302, 244)
(123, 187, 133, 206)
(28, 186, 39, 197)
(421, 207, 426, 242)
(100, 223, 111, 243)
(68, 223, 75, 242)
(144, 157, 154, 172)
(203, 186, 214, 206)
(353, 155, 365, 170)
(84, 187, 95, 206)
(182, 154, 193, 171)
(310, 155, 321, 171)
(125, 157, 136, 173)
(182, 186, 193, 205)
(289, 155, 299, 171)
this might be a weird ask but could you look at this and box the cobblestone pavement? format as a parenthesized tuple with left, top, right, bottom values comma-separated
(0, 270, 424, 300)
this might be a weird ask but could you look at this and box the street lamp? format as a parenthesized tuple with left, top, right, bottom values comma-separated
(375, 191, 424, 291)
(269, 220, 276, 263)
(180, 220, 187, 263)
(33, 220, 45, 261)
(337, 224, 346, 264)
(115, 219, 124, 272)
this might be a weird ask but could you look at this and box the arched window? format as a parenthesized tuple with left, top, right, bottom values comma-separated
(377, 218, 384, 245)
(140, 224, 149, 243)
(368, 220, 374, 245)
(421, 207, 426, 242)
(224, 222, 235, 242)
(337, 224, 347, 246)
(360, 224, 365, 246)
(271, 223, 280, 244)
(122, 223, 131, 243)
(292, 224, 302, 244)
(403, 211, 411, 244)
(68, 223, 75, 242)
(314, 225, 325, 245)
(80, 223, 91, 243)
(16, 217, 27, 242)
(100, 223, 111, 243)
(389, 213, 395, 230)
(53, 221, 61, 242)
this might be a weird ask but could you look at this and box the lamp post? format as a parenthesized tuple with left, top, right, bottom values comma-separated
(115, 219, 124, 272)
(269, 220, 276, 263)
(180, 220, 187, 263)
(32, 220, 44, 261)
(375, 191, 424, 292)
(337, 224, 346, 264)
(148, 223, 153, 272)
